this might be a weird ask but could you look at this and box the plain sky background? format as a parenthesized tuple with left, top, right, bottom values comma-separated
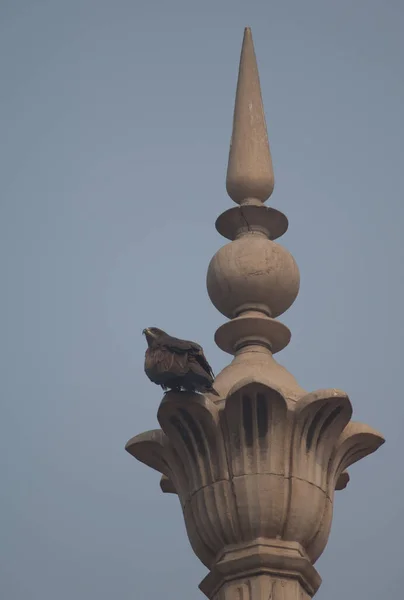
(1, 1, 403, 599)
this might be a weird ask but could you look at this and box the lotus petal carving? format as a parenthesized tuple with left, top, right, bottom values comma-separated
(126, 381, 384, 567)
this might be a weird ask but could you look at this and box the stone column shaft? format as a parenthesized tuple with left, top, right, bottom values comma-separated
(199, 539, 320, 600)
(207, 576, 310, 600)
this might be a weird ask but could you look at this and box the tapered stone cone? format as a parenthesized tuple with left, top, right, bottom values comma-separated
(226, 27, 274, 205)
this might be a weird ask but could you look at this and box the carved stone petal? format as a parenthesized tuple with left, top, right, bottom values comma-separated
(335, 471, 350, 491)
(157, 391, 229, 498)
(185, 480, 242, 567)
(304, 496, 333, 564)
(160, 474, 176, 494)
(330, 421, 385, 486)
(221, 379, 290, 540)
(282, 390, 352, 557)
(292, 389, 352, 491)
(125, 429, 169, 475)
(125, 429, 188, 504)
(222, 378, 290, 476)
(155, 393, 242, 566)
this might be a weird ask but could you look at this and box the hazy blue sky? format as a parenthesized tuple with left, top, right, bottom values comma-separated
(1, 1, 403, 599)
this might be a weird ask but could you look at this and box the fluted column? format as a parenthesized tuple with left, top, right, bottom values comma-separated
(125, 27, 384, 600)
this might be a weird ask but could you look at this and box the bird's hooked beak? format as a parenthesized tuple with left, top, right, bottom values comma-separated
(143, 328, 155, 347)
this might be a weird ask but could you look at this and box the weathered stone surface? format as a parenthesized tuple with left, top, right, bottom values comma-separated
(207, 236, 300, 320)
(199, 540, 320, 600)
(126, 384, 383, 572)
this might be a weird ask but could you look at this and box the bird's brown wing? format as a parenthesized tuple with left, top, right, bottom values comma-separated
(191, 348, 214, 380)
(158, 334, 200, 353)
(144, 347, 188, 384)
(187, 353, 214, 382)
(158, 334, 215, 380)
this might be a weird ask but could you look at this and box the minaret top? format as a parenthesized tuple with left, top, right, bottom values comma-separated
(226, 27, 274, 205)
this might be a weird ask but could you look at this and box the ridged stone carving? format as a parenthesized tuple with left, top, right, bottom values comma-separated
(126, 381, 383, 569)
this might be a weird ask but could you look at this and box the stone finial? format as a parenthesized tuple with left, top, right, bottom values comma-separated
(226, 27, 274, 205)
(206, 28, 299, 388)
(126, 28, 385, 600)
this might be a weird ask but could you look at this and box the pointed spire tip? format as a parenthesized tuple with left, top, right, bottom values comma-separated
(226, 28, 274, 205)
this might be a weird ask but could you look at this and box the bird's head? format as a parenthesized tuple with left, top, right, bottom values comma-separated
(142, 327, 166, 347)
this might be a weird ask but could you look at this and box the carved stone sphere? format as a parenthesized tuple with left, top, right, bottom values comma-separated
(206, 234, 300, 319)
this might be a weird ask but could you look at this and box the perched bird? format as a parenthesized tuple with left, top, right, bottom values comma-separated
(142, 327, 219, 396)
